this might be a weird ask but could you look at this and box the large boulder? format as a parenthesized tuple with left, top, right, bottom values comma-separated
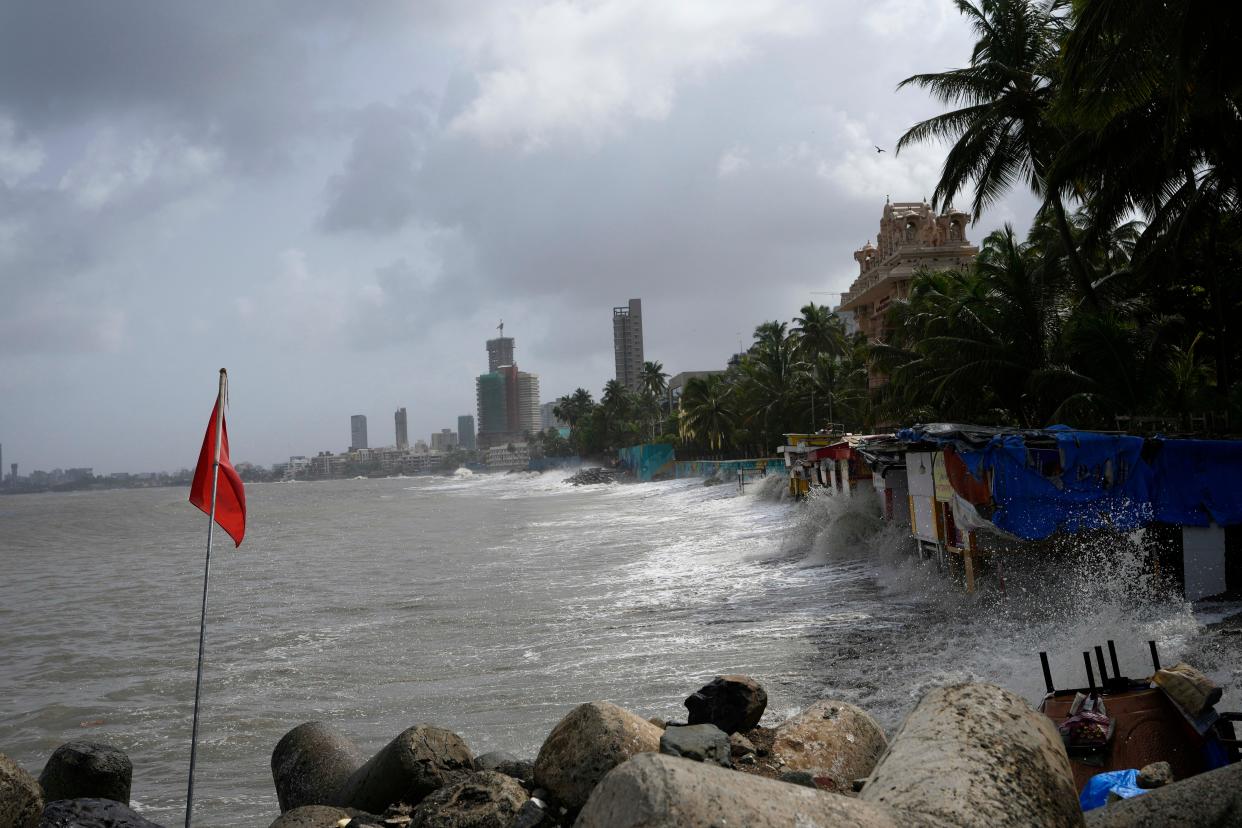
(769, 700, 887, 793)
(271, 721, 365, 812)
(1085, 761, 1242, 827)
(337, 725, 474, 813)
(683, 675, 767, 734)
(575, 752, 897, 828)
(408, 771, 528, 827)
(38, 798, 162, 828)
(533, 702, 662, 813)
(0, 753, 43, 828)
(38, 743, 132, 805)
(658, 725, 730, 768)
(268, 804, 353, 828)
(473, 752, 534, 784)
(860, 683, 1082, 828)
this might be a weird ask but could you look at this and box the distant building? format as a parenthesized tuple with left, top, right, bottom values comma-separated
(10, 463, 16, 484)
(394, 408, 409, 450)
(458, 415, 476, 451)
(518, 371, 540, 436)
(413, 439, 430, 454)
(487, 336, 515, 372)
(667, 370, 726, 409)
(350, 414, 368, 451)
(431, 429, 459, 452)
(486, 442, 530, 470)
(837, 198, 977, 351)
(476, 371, 508, 445)
(613, 298, 644, 391)
(540, 401, 567, 431)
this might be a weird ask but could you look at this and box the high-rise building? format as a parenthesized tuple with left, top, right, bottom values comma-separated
(487, 336, 515, 371)
(458, 415, 476, 451)
(613, 298, 644, 391)
(350, 415, 368, 451)
(394, 408, 409, 450)
(476, 372, 508, 440)
(518, 372, 540, 435)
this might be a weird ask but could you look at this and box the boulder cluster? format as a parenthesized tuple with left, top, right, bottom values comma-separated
(4, 675, 1241, 827)
(561, 468, 620, 486)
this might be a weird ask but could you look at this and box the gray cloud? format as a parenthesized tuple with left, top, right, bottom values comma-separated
(0, 1, 1039, 473)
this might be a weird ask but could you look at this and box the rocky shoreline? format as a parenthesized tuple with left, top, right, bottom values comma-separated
(3, 674, 1240, 827)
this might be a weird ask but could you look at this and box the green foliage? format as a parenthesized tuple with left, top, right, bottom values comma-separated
(878, 0, 1240, 429)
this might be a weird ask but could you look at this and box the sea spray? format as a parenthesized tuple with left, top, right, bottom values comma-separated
(781, 483, 1240, 719)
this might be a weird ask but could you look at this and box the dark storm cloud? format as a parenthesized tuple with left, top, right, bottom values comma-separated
(0, 0, 1040, 471)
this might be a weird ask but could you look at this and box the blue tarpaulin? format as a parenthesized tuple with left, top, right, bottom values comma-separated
(1150, 439, 1242, 527)
(896, 425, 1242, 540)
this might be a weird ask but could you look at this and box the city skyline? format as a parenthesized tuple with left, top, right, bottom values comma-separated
(0, 3, 1039, 473)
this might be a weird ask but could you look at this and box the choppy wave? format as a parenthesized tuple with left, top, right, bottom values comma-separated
(0, 472, 1238, 826)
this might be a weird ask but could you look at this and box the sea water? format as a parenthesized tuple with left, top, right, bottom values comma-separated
(1, 473, 1238, 826)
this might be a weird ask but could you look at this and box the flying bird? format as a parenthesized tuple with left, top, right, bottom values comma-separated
(875, 146, 886, 153)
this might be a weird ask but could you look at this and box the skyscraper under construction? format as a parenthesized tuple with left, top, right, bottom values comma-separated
(475, 328, 540, 448)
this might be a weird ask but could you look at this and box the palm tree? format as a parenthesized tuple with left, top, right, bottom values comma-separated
(637, 361, 669, 440)
(791, 302, 847, 361)
(639, 361, 669, 400)
(896, 0, 1099, 310)
(679, 374, 735, 451)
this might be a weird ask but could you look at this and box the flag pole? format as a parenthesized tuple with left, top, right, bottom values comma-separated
(185, 368, 226, 828)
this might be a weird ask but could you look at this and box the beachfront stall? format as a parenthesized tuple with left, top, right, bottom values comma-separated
(786, 423, 1242, 598)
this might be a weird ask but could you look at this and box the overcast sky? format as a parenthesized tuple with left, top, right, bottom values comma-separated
(1, 1, 1039, 473)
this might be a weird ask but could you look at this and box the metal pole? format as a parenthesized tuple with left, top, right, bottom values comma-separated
(185, 369, 226, 828)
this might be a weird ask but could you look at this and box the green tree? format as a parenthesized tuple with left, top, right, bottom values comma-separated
(897, 0, 1099, 309)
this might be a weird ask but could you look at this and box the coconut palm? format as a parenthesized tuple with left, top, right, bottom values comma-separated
(679, 374, 735, 451)
(791, 302, 847, 361)
(639, 361, 669, 400)
(896, 0, 1099, 309)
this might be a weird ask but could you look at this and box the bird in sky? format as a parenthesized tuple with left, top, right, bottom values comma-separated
(874, 145, 886, 153)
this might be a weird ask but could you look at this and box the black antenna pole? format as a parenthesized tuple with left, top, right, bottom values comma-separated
(1039, 652, 1054, 694)
(1083, 652, 1097, 692)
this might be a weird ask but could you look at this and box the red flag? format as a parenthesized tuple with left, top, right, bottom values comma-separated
(189, 398, 246, 547)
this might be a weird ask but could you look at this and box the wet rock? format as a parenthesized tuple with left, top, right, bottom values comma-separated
(1137, 760, 1173, 789)
(533, 701, 661, 813)
(38, 743, 132, 805)
(1085, 761, 1242, 827)
(0, 753, 43, 828)
(509, 797, 547, 828)
(658, 725, 730, 768)
(728, 733, 755, 757)
(778, 770, 818, 788)
(575, 753, 897, 828)
(272, 721, 365, 812)
(645, 718, 667, 730)
(473, 752, 533, 784)
(38, 798, 162, 828)
(408, 770, 527, 827)
(860, 682, 1082, 828)
(268, 804, 353, 827)
(338, 725, 474, 813)
(770, 700, 887, 794)
(562, 469, 618, 486)
(683, 675, 767, 734)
